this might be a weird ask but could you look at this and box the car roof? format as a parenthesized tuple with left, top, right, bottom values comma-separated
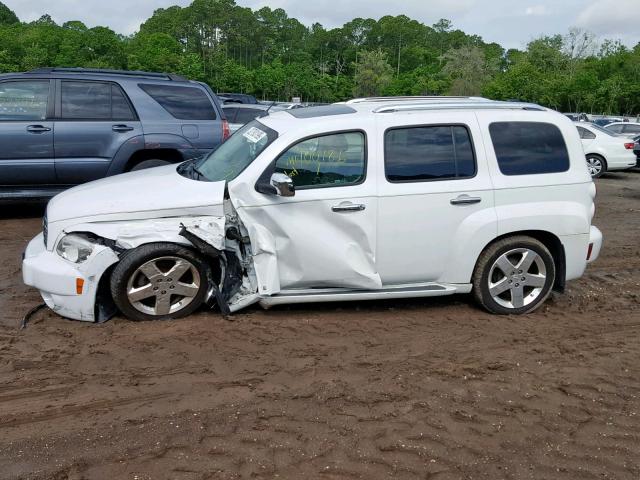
(0, 68, 192, 84)
(258, 96, 551, 133)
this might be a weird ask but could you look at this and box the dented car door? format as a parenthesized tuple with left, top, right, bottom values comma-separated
(231, 128, 381, 294)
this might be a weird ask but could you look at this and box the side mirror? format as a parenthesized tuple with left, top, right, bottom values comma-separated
(270, 173, 295, 197)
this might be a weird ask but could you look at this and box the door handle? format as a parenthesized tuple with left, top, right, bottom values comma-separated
(450, 195, 482, 206)
(26, 125, 51, 133)
(332, 203, 366, 213)
(112, 124, 134, 132)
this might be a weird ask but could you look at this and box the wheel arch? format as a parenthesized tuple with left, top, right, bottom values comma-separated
(124, 149, 185, 171)
(473, 230, 566, 292)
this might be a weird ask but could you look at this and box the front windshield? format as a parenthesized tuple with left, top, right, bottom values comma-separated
(197, 120, 278, 182)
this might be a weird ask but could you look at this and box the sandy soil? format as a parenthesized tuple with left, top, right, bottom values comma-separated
(0, 172, 639, 480)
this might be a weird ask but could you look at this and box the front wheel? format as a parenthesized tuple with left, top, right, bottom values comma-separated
(586, 154, 606, 178)
(110, 243, 210, 321)
(473, 236, 556, 315)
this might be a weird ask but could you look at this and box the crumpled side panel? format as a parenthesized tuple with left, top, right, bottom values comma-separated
(247, 223, 280, 295)
(67, 216, 226, 251)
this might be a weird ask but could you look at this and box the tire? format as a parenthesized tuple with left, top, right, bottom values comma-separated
(472, 236, 556, 315)
(110, 243, 211, 321)
(586, 154, 606, 178)
(130, 159, 172, 171)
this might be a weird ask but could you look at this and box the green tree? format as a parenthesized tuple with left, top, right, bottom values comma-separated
(353, 49, 393, 97)
(0, 1, 18, 25)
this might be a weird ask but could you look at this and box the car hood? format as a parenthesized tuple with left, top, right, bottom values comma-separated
(47, 164, 227, 224)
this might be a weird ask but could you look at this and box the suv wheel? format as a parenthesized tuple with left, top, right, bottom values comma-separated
(473, 236, 555, 315)
(130, 159, 171, 171)
(586, 154, 606, 178)
(110, 243, 210, 321)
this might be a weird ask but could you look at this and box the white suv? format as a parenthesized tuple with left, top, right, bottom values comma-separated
(23, 97, 603, 322)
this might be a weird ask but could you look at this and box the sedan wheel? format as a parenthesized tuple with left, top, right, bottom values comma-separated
(586, 155, 604, 178)
(126, 256, 201, 316)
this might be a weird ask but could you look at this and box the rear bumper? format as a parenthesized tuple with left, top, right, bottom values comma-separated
(22, 233, 119, 322)
(588, 225, 603, 264)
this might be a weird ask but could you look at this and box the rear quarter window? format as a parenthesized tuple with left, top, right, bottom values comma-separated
(489, 122, 570, 176)
(139, 83, 217, 120)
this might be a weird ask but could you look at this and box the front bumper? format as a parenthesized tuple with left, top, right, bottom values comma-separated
(22, 233, 119, 322)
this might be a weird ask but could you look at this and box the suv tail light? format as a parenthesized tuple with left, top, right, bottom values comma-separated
(222, 120, 231, 141)
(624, 142, 634, 150)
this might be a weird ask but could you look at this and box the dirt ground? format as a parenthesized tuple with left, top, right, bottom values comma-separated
(0, 172, 639, 480)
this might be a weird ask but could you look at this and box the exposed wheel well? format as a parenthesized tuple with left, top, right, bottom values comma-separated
(475, 230, 566, 292)
(125, 149, 184, 171)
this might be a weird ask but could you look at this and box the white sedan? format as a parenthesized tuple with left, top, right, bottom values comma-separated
(575, 122, 637, 177)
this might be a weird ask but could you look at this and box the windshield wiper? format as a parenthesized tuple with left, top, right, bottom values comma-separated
(179, 158, 207, 181)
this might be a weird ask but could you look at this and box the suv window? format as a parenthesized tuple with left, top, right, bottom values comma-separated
(490, 122, 570, 176)
(274, 131, 366, 189)
(139, 84, 217, 120)
(577, 126, 596, 140)
(385, 125, 475, 182)
(0, 80, 49, 121)
(61, 81, 136, 120)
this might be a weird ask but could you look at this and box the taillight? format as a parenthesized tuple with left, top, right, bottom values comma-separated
(624, 142, 634, 150)
(586, 243, 594, 261)
(222, 120, 231, 141)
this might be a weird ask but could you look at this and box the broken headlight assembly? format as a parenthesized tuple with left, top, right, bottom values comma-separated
(55, 234, 96, 264)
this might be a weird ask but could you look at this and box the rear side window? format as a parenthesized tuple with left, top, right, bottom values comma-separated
(0, 80, 49, 120)
(61, 81, 136, 120)
(385, 125, 476, 182)
(577, 126, 596, 140)
(222, 107, 238, 122)
(139, 84, 217, 120)
(235, 108, 266, 124)
(606, 124, 624, 133)
(490, 122, 570, 176)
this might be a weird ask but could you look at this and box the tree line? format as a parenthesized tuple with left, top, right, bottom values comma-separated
(0, 0, 638, 114)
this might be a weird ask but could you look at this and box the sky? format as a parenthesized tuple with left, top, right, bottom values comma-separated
(3, 0, 640, 50)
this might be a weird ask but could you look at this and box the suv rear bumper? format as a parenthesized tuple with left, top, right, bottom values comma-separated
(588, 226, 603, 264)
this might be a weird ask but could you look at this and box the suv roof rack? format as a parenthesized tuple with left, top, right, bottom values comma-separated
(27, 68, 188, 82)
(370, 100, 545, 114)
(347, 96, 487, 104)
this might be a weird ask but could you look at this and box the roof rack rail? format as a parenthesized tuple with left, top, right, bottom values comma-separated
(27, 68, 188, 82)
(373, 102, 546, 114)
(347, 96, 488, 104)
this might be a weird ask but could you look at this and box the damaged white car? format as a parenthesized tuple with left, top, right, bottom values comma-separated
(23, 97, 603, 322)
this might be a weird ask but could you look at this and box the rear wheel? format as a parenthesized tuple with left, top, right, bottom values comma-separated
(110, 243, 210, 321)
(473, 236, 555, 315)
(130, 159, 171, 171)
(586, 154, 606, 178)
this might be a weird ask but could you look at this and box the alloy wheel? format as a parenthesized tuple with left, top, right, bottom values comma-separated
(488, 248, 547, 310)
(126, 256, 201, 316)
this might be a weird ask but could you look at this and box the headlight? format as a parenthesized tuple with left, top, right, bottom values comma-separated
(56, 234, 96, 263)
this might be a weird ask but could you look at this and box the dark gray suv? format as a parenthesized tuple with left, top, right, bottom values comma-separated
(0, 68, 229, 200)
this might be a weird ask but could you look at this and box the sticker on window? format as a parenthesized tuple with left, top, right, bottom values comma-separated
(243, 127, 267, 143)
